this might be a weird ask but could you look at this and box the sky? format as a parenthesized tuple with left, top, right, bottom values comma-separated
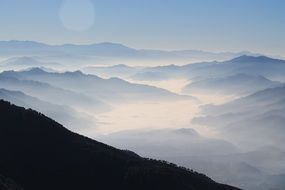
(0, 0, 284, 56)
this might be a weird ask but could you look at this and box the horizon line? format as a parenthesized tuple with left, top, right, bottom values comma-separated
(0, 39, 262, 55)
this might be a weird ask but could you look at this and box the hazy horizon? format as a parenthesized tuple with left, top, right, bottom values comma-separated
(0, 1, 285, 190)
(1, 0, 285, 57)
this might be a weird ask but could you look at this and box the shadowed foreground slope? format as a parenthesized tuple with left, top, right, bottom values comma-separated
(0, 100, 239, 190)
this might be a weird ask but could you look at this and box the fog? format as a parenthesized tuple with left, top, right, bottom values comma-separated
(92, 100, 208, 135)
(1, 52, 285, 190)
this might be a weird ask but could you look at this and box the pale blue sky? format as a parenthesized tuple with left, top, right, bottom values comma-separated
(0, 0, 284, 56)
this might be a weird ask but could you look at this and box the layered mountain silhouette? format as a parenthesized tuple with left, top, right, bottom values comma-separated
(0, 88, 96, 130)
(98, 128, 238, 158)
(192, 85, 285, 148)
(0, 57, 60, 70)
(0, 40, 261, 64)
(129, 55, 285, 82)
(0, 100, 239, 190)
(82, 64, 141, 78)
(0, 73, 106, 110)
(182, 74, 282, 96)
(0, 68, 192, 102)
(167, 146, 285, 190)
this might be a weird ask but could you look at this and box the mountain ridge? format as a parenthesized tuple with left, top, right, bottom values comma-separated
(0, 40, 268, 62)
(182, 73, 282, 96)
(0, 100, 239, 190)
(0, 67, 194, 102)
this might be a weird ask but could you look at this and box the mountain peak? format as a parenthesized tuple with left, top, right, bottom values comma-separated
(63, 70, 84, 77)
(26, 67, 47, 74)
(0, 40, 49, 47)
(95, 42, 129, 47)
(230, 55, 281, 63)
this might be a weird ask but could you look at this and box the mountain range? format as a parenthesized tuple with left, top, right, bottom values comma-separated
(192, 85, 285, 149)
(1, 42, 285, 190)
(0, 40, 265, 65)
(0, 68, 192, 102)
(0, 73, 106, 111)
(0, 88, 96, 131)
(0, 56, 61, 70)
(182, 74, 282, 96)
(97, 128, 238, 158)
(165, 146, 285, 190)
(123, 55, 285, 82)
(0, 100, 239, 190)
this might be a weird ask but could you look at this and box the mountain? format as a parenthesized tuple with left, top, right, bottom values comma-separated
(0, 100, 239, 190)
(159, 145, 285, 190)
(0, 88, 97, 131)
(0, 41, 139, 58)
(1, 68, 192, 102)
(83, 64, 179, 81)
(0, 40, 263, 65)
(0, 174, 22, 190)
(60, 42, 138, 56)
(132, 71, 170, 81)
(182, 74, 282, 96)
(183, 55, 285, 81)
(0, 73, 107, 111)
(0, 56, 60, 70)
(192, 85, 285, 148)
(97, 128, 238, 158)
(82, 64, 143, 78)
(130, 55, 285, 82)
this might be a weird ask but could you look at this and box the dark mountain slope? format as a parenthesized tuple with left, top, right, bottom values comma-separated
(0, 174, 22, 190)
(0, 100, 239, 190)
(0, 88, 97, 130)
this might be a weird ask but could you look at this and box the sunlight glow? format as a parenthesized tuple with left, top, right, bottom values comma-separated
(59, 0, 95, 32)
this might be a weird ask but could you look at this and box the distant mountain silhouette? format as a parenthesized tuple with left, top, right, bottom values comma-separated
(98, 128, 238, 158)
(0, 100, 239, 190)
(1, 68, 192, 102)
(0, 56, 60, 70)
(193, 85, 285, 148)
(132, 71, 169, 81)
(130, 55, 285, 82)
(182, 74, 282, 96)
(229, 55, 283, 63)
(162, 145, 285, 190)
(0, 88, 97, 130)
(0, 73, 106, 110)
(185, 55, 285, 81)
(0, 40, 262, 64)
(82, 64, 141, 78)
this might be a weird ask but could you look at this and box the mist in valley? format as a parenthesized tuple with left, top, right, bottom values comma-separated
(1, 46, 285, 190)
(1, 1, 285, 189)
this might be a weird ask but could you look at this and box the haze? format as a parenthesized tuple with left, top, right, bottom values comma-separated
(0, 1, 285, 190)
